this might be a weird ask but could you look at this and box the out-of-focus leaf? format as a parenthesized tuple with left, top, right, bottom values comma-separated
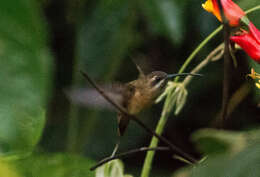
(220, 143, 260, 177)
(0, 0, 51, 155)
(95, 159, 132, 177)
(15, 153, 95, 177)
(192, 129, 247, 155)
(0, 160, 20, 177)
(173, 142, 260, 177)
(173, 129, 260, 177)
(139, 0, 184, 45)
(77, 0, 137, 78)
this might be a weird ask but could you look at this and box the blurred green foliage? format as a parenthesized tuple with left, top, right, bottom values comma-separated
(0, 0, 259, 176)
(173, 128, 260, 177)
(15, 153, 95, 177)
(0, 160, 20, 177)
(0, 0, 50, 156)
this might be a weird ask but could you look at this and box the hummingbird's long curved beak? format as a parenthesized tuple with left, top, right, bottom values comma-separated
(166, 73, 203, 79)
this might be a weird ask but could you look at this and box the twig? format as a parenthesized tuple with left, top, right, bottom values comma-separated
(183, 43, 224, 86)
(80, 71, 197, 168)
(90, 146, 170, 170)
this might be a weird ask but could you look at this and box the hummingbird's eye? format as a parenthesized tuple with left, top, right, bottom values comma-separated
(151, 76, 162, 86)
(154, 76, 161, 82)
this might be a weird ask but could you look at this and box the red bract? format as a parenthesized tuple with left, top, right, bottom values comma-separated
(248, 22, 260, 42)
(220, 0, 245, 26)
(230, 22, 260, 63)
(202, 0, 245, 26)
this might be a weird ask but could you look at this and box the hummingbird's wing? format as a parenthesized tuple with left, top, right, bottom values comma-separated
(132, 54, 166, 76)
(66, 84, 125, 111)
(67, 84, 133, 136)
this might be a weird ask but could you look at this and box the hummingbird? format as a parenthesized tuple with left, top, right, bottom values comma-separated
(68, 65, 201, 137)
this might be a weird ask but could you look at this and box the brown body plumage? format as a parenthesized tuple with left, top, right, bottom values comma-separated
(117, 71, 169, 136)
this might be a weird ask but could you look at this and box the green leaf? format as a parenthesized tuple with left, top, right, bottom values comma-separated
(15, 153, 95, 177)
(0, 0, 51, 155)
(173, 129, 260, 177)
(192, 129, 247, 155)
(173, 142, 260, 177)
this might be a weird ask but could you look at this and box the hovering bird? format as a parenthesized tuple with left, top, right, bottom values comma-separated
(67, 64, 202, 155)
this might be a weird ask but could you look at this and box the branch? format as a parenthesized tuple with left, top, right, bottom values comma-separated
(220, 23, 231, 127)
(183, 43, 224, 86)
(90, 146, 170, 170)
(216, 0, 231, 128)
(80, 71, 197, 168)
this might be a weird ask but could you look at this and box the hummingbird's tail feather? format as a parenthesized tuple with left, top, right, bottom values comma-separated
(117, 113, 130, 136)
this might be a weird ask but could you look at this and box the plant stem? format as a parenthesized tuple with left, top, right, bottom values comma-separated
(219, 22, 231, 126)
(140, 108, 170, 177)
(183, 43, 224, 87)
(174, 26, 222, 83)
(245, 5, 260, 14)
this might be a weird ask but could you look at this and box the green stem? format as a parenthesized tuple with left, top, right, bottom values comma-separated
(140, 108, 170, 177)
(174, 26, 222, 83)
(245, 5, 260, 14)
(140, 5, 260, 177)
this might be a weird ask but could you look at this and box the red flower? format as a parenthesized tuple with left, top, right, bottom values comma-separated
(202, 0, 245, 26)
(230, 22, 260, 63)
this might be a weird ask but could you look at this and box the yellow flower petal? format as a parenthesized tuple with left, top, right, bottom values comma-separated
(202, 0, 214, 13)
(202, 0, 222, 22)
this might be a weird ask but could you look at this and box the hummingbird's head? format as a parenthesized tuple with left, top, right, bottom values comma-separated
(146, 71, 169, 98)
(146, 71, 202, 99)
